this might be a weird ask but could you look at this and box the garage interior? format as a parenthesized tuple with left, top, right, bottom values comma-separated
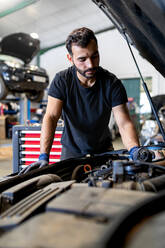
(0, 0, 119, 176)
(0, 0, 164, 175)
(0, 1, 165, 247)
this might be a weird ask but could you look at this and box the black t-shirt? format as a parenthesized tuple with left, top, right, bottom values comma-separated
(48, 66, 128, 155)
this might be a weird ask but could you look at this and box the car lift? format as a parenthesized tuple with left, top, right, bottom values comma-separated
(0, 94, 30, 125)
(19, 93, 31, 125)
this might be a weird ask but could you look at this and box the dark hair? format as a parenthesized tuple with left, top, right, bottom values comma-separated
(66, 27, 97, 55)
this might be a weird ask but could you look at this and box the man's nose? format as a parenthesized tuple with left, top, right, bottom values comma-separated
(86, 58, 93, 68)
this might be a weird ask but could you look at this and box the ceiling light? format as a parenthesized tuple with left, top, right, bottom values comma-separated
(30, 33, 39, 39)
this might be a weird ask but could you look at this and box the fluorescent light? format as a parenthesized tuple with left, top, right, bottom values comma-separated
(30, 33, 39, 39)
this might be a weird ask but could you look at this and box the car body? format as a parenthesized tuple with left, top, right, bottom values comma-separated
(0, 33, 49, 102)
(0, 1, 165, 247)
(92, 0, 165, 78)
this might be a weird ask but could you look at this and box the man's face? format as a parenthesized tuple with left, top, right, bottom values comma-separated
(68, 39, 100, 79)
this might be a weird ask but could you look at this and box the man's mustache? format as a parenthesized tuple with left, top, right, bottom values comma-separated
(84, 67, 98, 73)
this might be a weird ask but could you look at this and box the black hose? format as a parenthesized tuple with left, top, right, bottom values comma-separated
(134, 160, 165, 171)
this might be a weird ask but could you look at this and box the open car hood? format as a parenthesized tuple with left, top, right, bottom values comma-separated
(0, 32, 40, 64)
(92, 0, 165, 78)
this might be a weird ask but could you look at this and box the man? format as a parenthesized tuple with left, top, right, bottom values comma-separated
(21, 27, 153, 174)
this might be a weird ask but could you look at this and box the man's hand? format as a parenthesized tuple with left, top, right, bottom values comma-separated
(129, 146, 155, 162)
(19, 153, 49, 175)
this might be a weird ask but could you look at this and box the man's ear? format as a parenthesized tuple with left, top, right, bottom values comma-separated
(67, 54, 73, 64)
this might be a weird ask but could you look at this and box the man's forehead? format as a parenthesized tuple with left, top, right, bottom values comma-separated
(71, 41, 98, 56)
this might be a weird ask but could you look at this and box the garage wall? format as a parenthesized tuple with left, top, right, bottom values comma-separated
(40, 46, 70, 82)
(40, 29, 165, 96)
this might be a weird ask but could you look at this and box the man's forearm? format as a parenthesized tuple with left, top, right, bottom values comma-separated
(40, 114, 58, 155)
(119, 122, 140, 151)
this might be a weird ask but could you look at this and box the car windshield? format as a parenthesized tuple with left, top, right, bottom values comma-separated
(0, 54, 23, 67)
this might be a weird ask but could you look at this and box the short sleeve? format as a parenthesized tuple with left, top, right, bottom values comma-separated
(48, 73, 65, 101)
(111, 78, 128, 107)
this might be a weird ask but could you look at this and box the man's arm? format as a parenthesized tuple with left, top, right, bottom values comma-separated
(40, 96, 63, 155)
(112, 103, 140, 151)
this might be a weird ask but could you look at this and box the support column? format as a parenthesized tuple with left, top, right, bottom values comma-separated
(19, 94, 28, 124)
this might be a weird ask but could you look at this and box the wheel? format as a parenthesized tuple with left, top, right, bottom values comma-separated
(0, 77, 8, 100)
(26, 91, 44, 102)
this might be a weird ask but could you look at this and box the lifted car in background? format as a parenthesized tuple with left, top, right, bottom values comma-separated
(0, 33, 49, 102)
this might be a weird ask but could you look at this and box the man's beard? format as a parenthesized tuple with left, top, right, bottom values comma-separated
(74, 64, 99, 79)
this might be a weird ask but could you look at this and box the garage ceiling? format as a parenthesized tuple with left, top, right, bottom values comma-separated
(0, 0, 114, 50)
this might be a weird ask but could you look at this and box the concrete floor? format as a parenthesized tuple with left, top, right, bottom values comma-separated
(0, 136, 124, 178)
(0, 138, 13, 177)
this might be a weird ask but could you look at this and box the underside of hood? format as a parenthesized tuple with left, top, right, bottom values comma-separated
(92, 0, 165, 78)
(0, 32, 40, 64)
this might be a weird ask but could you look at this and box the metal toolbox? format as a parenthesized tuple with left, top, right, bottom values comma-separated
(12, 125, 63, 173)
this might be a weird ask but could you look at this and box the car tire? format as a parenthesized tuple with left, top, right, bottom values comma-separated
(26, 91, 44, 102)
(0, 77, 8, 100)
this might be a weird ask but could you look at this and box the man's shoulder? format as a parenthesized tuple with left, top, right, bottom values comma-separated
(57, 66, 75, 80)
(98, 67, 117, 81)
(49, 67, 75, 98)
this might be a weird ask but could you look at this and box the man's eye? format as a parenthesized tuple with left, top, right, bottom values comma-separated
(79, 58, 86, 62)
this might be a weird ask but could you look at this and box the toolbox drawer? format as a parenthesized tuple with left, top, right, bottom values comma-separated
(12, 125, 63, 173)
